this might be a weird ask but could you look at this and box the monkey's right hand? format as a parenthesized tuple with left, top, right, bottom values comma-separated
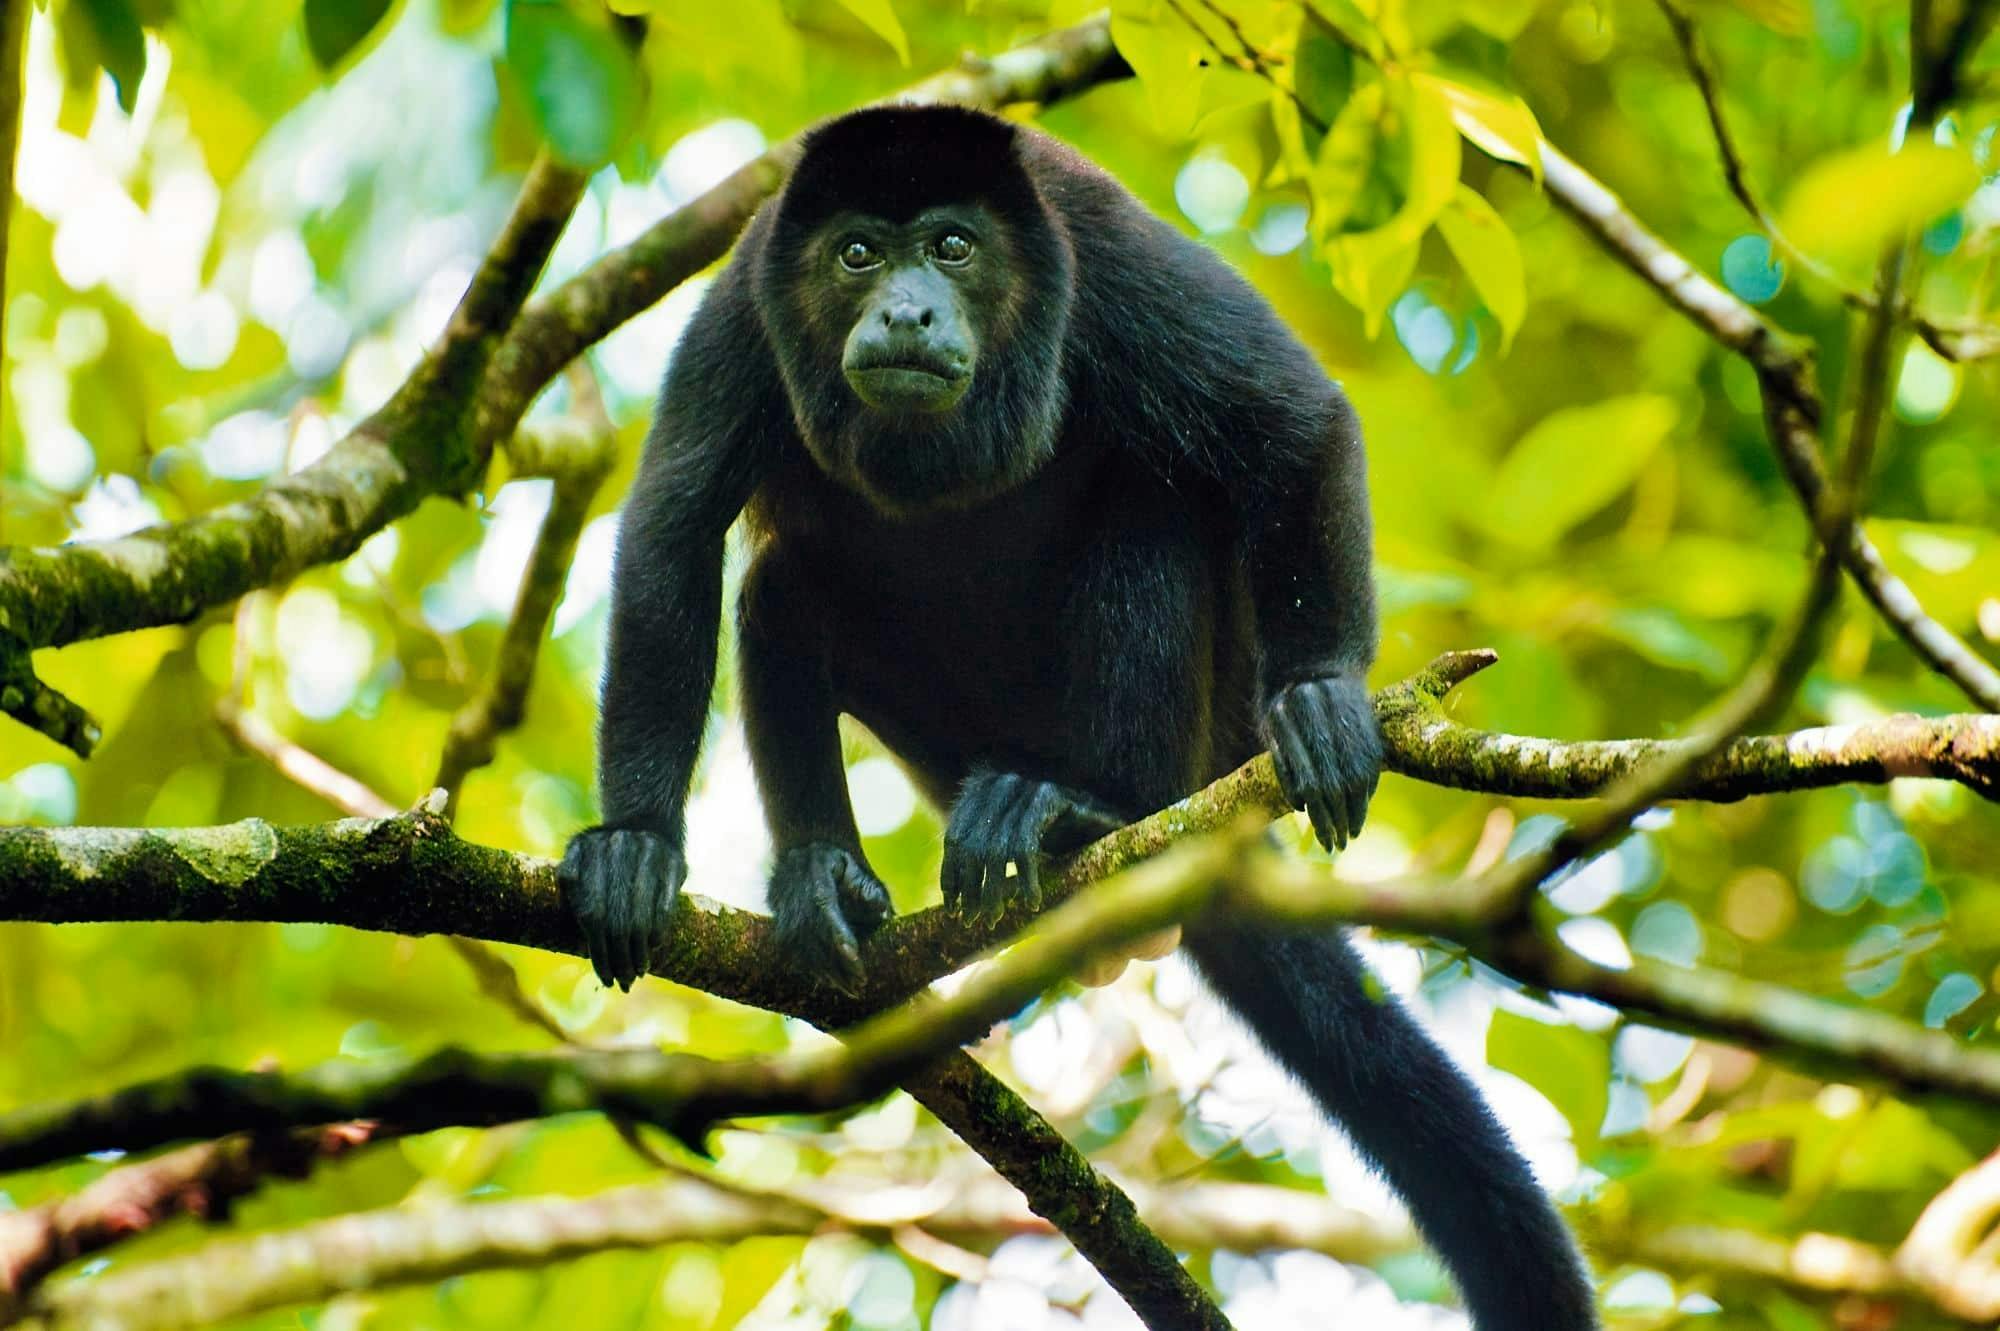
(769, 844, 894, 996)
(560, 826, 686, 992)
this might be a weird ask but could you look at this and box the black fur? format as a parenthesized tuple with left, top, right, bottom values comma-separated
(560, 105, 1597, 1330)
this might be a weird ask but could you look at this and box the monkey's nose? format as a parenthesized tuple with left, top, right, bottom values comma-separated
(881, 304, 934, 329)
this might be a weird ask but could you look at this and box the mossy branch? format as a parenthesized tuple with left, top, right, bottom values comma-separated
(3, 654, 1998, 1146)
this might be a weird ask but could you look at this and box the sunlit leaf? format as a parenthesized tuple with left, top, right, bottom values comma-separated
(1461, 0, 1544, 39)
(1717, 0, 1810, 35)
(1308, 81, 1382, 241)
(1293, 8, 1354, 128)
(1304, 0, 1381, 57)
(75, 0, 147, 112)
(1780, 141, 1979, 262)
(1482, 395, 1680, 547)
(1318, 73, 1457, 334)
(1488, 1010, 1609, 1149)
(503, 0, 644, 168)
(1419, 70, 1543, 181)
(304, 0, 396, 70)
(1110, 1, 1210, 139)
(835, 0, 908, 64)
(1326, 225, 1421, 335)
(1437, 183, 1525, 351)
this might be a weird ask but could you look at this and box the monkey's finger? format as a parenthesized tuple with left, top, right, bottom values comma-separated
(1343, 780, 1370, 845)
(837, 855, 891, 933)
(818, 894, 866, 992)
(1303, 792, 1339, 853)
(1001, 787, 1055, 915)
(1267, 699, 1307, 809)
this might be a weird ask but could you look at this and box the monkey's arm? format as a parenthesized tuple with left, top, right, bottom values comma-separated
(737, 553, 891, 992)
(1243, 393, 1382, 850)
(561, 276, 775, 990)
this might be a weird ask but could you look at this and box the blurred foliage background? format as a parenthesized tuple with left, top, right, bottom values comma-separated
(3, 0, 2000, 1327)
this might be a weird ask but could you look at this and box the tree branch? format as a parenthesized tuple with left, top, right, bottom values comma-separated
(0, 17, 1127, 733)
(1535, 140, 2000, 713)
(1653, 0, 2000, 362)
(0, 1125, 378, 1318)
(10, 1175, 821, 1331)
(433, 367, 616, 814)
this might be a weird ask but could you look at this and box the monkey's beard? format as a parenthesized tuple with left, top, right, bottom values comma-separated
(801, 369, 1068, 518)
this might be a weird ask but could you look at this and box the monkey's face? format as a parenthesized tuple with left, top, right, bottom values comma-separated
(758, 156, 1072, 516)
(805, 205, 1016, 425)
(825, 208, 994, 417)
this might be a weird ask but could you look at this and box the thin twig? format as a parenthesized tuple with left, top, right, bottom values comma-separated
(433, 365, 615, 815)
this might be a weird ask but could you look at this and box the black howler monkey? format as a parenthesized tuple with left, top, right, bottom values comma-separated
(561, 105, 1598, 1330)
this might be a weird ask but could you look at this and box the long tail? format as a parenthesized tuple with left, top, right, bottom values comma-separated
(1184, 920, 1599, 1331)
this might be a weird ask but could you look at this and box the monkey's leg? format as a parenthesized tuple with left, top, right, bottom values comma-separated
(939, 483, 1211, 922)
(739, 550, 890, 992)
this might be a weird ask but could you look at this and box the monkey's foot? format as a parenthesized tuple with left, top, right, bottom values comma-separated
(941, 771, 1125, 924)
(769, 844, 893, 995)
(1263, 675, 1383, 852)
(560, 826, 686, 991)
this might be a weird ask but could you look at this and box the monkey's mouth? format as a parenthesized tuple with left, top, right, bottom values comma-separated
(845, 361, 972, 414)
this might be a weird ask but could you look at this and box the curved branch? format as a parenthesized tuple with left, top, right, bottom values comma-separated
(0, 19, 1127, 688)
(1, 656, 1996, 1122)
(1534, 142, 2000, 713)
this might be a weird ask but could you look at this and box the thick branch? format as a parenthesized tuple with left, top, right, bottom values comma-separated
(0, 834, 1239, 1172)
(11, 1176, 819, 1331)
(0, 19, 1124, 677)
(0, 1126, 377, 1315)
(10, 1168, 1390, 1331)
(0, 156, 587, 658)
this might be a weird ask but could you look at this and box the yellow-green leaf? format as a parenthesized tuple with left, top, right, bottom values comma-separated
(1488, 1010, 1609, 1150)
(1420, 70, 1543, 181)
(1325, 225, 1421, 336)
(1110, 1, 1209, 139)
(1462, 0, 1544, 39)
(835, 0, 908, 64)
(1389, 72, 1461, 243)
(1780, 140, 1979, 262)
(1308, 81, 1383, 242)
(1482, 395, 1680, 547)
(1437, 183, 1525, 351)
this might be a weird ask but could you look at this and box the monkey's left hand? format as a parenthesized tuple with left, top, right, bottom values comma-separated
(942, 771, 1125, 924)
(769, 844, 894, 996)
(1262, 675, 1382, 852)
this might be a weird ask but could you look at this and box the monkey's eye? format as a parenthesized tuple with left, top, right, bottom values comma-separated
(932, 232, 975, 265)
(837, 240, 881, 272)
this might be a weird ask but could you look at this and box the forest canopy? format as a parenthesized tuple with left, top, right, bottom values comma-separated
(2, 1, 2000, 1329)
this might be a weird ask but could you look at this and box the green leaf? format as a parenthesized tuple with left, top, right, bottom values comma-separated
(1436, 183, 1525, 351)
(1325, 223, 1421, 336)
(1487, 1010, 1609, 1150)
(1293, 9, 1354, 128)
(1308, 81, 1382, 242)
(1460, 0, 1543, 39)
(75, 0, 147, 112)
(503, 0, 643, 168)
(1419, 70, 1543, 180)
(1482, 395, 1679, 547)
(1110, 1, 1210, 139)
(835, 0, 908, 64)
(304, 0, 396, 70)
(1780, 140, 1979, 262)
(1318, 74, 1458, 335)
